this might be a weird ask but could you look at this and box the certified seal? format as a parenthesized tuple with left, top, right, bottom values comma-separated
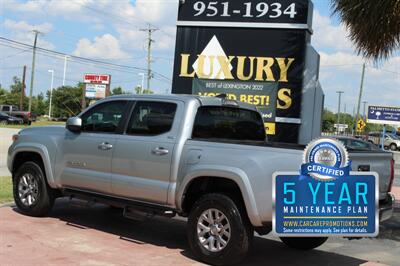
(301, 138, 351, 181)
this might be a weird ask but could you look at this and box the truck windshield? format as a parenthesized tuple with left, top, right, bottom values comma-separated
(192, 106, 266, 142)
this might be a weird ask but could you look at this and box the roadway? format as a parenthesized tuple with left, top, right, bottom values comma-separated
(0, 128, 19, 176)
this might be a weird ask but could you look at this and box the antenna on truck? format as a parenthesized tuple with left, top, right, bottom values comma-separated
(216, 94, 227, 99)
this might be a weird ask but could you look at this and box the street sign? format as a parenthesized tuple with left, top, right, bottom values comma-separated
(357, 119, 366, 131)
(334, 124, 348, 132)
(367, 106, 400, 125)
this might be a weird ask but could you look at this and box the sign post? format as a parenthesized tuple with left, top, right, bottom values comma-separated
(82, 74, 111, 110)
(172, 0, 323, 144)
(367, 105, 400, 125)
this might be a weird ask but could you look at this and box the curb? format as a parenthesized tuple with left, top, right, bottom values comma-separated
(0, 202, 15, 208)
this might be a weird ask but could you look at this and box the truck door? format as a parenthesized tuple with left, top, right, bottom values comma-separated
(59, 100, 129, 194)
(111, 100, 182, 204)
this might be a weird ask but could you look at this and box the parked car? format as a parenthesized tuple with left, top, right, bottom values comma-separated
(0, 112, 23, 125)
(334, 135, 380, 151)
(368, 132, 400, 151)
(7, 95, 395, 265)
(0, 105, 36, 125)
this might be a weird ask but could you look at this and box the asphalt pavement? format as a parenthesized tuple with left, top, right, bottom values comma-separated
(0, 199, 399, 266)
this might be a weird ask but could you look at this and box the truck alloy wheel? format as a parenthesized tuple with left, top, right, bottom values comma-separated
(187, 193, 253, 265)
(17, 173, 39, 206)
(197, 208, 231, 252)
(13, 161, 54, 217)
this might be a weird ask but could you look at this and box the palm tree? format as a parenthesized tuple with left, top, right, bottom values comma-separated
(331, 0, 400, 60)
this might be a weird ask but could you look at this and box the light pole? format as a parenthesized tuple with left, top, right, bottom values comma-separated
(138, 73, 145, 94)
(362, 101, 368, 120)
(62, 55, 69, 86)
(336, 91, 344, 134)
(48, 70, 54, 119)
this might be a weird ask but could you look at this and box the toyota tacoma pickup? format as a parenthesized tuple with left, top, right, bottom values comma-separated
(7, 95, 395, 265)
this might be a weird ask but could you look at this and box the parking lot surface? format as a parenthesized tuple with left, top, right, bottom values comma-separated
(0, 197, 399, 266)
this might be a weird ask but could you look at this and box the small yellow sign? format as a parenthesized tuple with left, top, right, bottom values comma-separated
(264, 122, 276, 135)
(357, 119, 366, 131)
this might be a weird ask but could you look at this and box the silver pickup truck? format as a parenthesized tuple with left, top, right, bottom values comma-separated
(7, 95, 395, 265)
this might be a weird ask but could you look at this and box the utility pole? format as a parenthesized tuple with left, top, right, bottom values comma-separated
(62, 55, 69, 86)
(20, 65, 26, 111)
(140, 24, 158, 91)
(336, 91, 344, 134)
(354, 63, 366, 133)
(28, 30, 40, 112)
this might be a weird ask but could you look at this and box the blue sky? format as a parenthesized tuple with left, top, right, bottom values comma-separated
(0, 0, 399, 114)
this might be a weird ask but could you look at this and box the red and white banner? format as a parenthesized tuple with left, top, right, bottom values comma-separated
(84, 74, 110, 85)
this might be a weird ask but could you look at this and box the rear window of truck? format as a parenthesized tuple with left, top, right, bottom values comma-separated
(192, 106, 266, 141)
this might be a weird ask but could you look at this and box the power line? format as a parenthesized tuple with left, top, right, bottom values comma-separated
(0, 36, 172, 81)
(0, 49, 30, 60)
(76, 2, 175, 40)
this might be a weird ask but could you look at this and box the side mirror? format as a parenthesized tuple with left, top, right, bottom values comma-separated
(66, 117, 82, 133)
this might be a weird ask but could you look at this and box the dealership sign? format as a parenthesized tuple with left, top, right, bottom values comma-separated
(85, 84, 106, 99)
(273, 138, 378, 237)
(84, 74, 111, 85)
(82, 74, 111, 104)
(367, 105, 400, 125)
(172, 0, 323, 144)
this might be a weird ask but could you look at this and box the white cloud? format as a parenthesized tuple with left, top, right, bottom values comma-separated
(2, 0, 179, 53)
(4, 19, 53, 34)
(1, 0, 45, 13)
(312, 10, 355, 53)
(73, 34, 128, 60)
(2, 19, 55, 49)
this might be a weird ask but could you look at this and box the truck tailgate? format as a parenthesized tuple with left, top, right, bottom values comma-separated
(349, 151, 393, 200)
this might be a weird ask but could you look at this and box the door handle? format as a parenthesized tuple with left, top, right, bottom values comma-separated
(152, 147, 169, 156)
(98, 142, 113, 151)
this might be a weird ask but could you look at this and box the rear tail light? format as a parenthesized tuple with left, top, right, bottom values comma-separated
(388, 158, 395, 192)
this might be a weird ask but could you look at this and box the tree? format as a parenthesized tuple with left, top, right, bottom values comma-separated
(332, 0, 400, 60)
(111, 87, 125, 95)
(51, 85, 83, 118)
(322, 109, 336, 132)
(134, 85, 154, 95)
(34, 93, 47, 116)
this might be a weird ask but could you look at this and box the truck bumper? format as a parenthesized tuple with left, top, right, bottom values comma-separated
(379, 193, 395, 222)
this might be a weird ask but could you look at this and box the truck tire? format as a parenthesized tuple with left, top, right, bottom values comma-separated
(280, 237, 328, 250)
(390, 143, 397, 151)
(187, 193, 253, 265)
(13, 161, 55, 217)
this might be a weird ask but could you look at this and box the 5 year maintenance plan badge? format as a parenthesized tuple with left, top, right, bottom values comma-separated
(273, 138, 379, 237)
